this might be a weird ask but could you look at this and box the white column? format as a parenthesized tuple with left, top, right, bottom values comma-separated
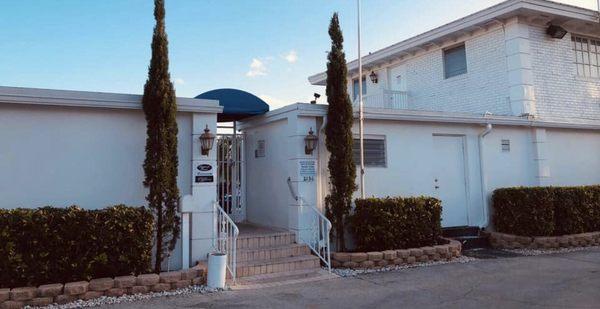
(532, 128, 551, 186)
(180, 113, 218, 267)
(287, 113, 320, 243)
(505, 17, 537, 116)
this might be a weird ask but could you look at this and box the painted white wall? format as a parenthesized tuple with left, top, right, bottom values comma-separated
(529, 25, 600, 122)
(0, 96, 220, 270)
(241, 107, 323, 244)
(0, 104, 192, 209)
(348, 26, 511, 116)
(545, 128, 600, 186)
(243, 118, 291, 230)
(345, 20, 600, 122)
(242, 105, 599, 232)
(352, 119, 486, 227)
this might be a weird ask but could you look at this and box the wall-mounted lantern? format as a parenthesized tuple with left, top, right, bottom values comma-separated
(199, 125, 215, 156)
(304, 127, 318, 155)
(369, 71, 378, 84)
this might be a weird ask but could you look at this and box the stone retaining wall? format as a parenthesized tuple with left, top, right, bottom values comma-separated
(331, 238, 462, 269)
(0, 265, 206, 309)
(487, 231, 600, 249)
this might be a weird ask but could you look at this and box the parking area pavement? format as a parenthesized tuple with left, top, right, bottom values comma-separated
(103, 247, 600, 309)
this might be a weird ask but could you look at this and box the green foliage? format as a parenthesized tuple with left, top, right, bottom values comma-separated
(142, 0, 180, 272)
(349, 197, 442, 251)
(0, 205, 154, 288)
(493, 185, 600, 236)
(324, 12, 357, 251)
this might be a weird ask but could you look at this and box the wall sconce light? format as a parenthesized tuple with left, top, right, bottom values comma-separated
(369, 71, 378, 84)
(546, 25, 567, 39)
(199, 125, 215, 156)
(304, 127, 318, 155)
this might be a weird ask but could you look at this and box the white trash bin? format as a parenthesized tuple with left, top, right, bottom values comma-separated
(207, 252, 227, 289)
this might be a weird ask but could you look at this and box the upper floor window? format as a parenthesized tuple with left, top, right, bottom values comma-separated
(352, 76, 367, 100)
(352, 137, 386, 167)
(572, 35, 600, 78)
(443, 44, 467, 79)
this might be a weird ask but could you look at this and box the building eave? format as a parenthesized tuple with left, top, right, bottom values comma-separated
(240, 104, 600, 131)
(0, 86, 223, 114)
(308, 0, 600, 85)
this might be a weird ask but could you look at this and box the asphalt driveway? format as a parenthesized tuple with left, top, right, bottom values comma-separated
(103, 247, 600, 309)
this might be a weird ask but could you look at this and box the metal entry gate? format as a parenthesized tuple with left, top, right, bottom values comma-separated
(216, 133, 245, 223)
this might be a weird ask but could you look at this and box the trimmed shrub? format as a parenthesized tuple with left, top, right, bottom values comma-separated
(350, 196, 442, 251)
(492, 187, 555, 236)
(0, 205, 154, 288)
(493, 185, 600, 236)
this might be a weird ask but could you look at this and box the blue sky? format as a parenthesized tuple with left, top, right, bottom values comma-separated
(0, 0, 597, 109)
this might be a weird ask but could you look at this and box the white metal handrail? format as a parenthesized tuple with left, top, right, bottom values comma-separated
(353, 89, 409, 109)
(287, 177, 332, 272)
(213, 202, 239, 282)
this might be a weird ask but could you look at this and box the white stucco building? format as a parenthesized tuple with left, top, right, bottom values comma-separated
(1, 0, 599, 279)
(242, 0, 600, 232)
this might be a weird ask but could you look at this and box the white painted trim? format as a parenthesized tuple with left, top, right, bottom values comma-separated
(309, 0, 599, 85)
(0, 86, 223, 114)
(240, 103, 600, 131)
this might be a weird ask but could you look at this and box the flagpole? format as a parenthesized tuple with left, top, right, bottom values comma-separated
(357, 0, 365, 198)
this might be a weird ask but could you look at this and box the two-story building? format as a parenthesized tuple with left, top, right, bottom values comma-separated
(241, 0, 600, 233)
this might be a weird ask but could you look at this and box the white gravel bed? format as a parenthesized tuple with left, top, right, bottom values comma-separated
(504, 245, 600, 256)
(30, 285, 224, 309)
(331, 255, 477, 277)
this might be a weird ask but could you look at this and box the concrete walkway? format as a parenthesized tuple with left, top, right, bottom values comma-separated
(103, 248, 600, 309)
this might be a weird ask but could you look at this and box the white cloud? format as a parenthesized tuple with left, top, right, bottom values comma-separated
(246, 58, 267, 77)
(282, 50, 298, 63)
(173, 78, 185, 85)
(258, 94, 287, 108)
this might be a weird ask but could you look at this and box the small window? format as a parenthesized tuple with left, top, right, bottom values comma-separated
(352, 138, 386, 167)
(444, 44, 467, 78)
(572, 35, 600, 78)
(352, 76, 367, 100)
(501, 139, 510, 152)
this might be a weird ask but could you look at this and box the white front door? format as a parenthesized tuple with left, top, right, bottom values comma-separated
(433, 135, 469, 227)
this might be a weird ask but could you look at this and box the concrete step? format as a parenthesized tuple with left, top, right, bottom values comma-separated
(236, 255, 320, 278)
(442, 226, 481, 238)
(237, 232, 296, 250)
(453, 235, 490, 250)
(237, 243, 311, 262)
(232, 269, 338, 290)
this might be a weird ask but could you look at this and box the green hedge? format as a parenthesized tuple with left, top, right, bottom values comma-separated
(493, 185, 600, 237)
(349, 196, 442, 251)
(0, 205, 154, 288)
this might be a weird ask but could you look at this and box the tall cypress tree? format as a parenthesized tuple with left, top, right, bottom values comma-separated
(142, 0, 180, 273)
(324, 13, 356, 251)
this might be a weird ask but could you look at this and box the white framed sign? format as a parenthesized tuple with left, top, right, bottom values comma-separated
(298, 160, 316, 182)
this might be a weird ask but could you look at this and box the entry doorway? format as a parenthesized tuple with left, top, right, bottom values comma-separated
(432, 135, 470, 227)
(216, 132, 245, 223)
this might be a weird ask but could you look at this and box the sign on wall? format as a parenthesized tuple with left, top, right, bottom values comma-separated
(298, 160, 316, 182)
(195, 163, 214, 183)
(255, 140, 266, 158)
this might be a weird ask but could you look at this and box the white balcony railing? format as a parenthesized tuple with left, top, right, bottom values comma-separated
(353, 89, 408, 110)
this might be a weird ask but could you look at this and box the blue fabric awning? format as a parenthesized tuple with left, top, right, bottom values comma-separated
(195, 88, 269, 122)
